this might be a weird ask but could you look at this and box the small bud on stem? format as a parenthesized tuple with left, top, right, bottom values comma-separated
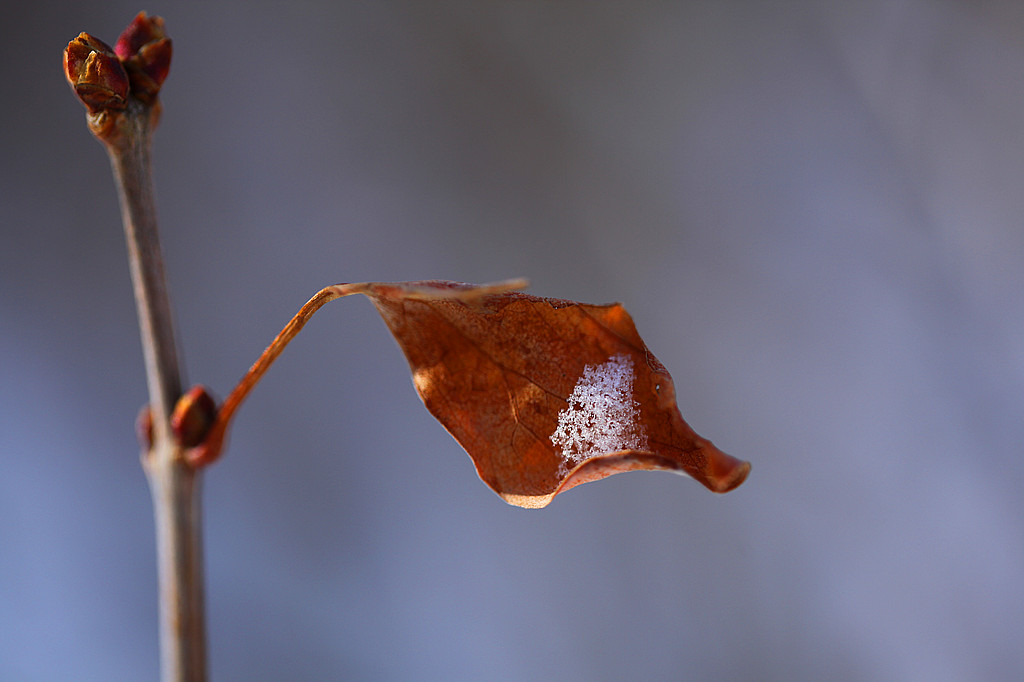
(64, 33, 130, 138)
(115, 12, 173, 105)
(137, 405, 154, 449)
(64, 33, 129, 112)
(171, 386, 218, 448)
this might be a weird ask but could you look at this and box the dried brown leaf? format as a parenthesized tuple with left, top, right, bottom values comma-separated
(348, 281, 750, 508)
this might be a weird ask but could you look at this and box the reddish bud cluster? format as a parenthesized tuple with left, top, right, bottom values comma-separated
(63, 12, 171, 116)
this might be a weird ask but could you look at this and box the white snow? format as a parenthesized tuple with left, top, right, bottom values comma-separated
(550, 354, 648, 472)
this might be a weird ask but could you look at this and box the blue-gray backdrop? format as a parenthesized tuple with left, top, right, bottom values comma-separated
(2, 2, 1022, 680)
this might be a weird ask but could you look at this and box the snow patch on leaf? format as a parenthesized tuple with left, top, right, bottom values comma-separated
(551, 354, 648, 473)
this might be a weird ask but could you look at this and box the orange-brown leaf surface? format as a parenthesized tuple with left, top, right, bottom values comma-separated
(342, 280, 750, 508)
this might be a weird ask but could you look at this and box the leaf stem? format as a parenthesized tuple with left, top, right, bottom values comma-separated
(190, 286, 345, 466)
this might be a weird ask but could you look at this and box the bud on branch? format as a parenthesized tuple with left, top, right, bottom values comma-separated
(115, 12, 172, 105)
(63, 33, 129, 114)
(63, 12, 171, 141)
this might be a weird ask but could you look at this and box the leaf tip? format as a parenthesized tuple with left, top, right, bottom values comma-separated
(702, 445, 751, 493)
(499, 491, 556, 509)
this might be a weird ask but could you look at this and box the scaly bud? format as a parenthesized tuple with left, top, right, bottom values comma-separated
(136, 405, 154, 449)
(170, 386, 218, 448)
(63, 33, 129, 114)
(114, 12, 172, 104)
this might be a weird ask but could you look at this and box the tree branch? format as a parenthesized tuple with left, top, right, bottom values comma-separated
(104, 99, 208, 682)
(108, 101, 182, 429)
(65, 16, 208, 680)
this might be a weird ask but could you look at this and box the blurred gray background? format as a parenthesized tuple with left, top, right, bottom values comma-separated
(3, 2, 1023, 680)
